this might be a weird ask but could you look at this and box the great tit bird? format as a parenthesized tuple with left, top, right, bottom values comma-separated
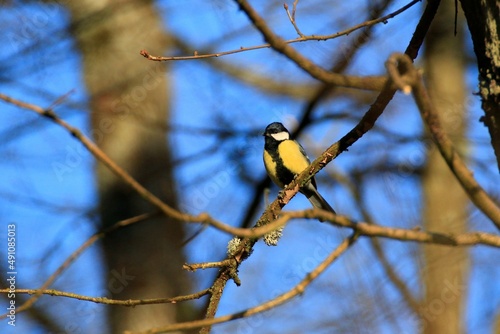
(263, 122, 336, 219)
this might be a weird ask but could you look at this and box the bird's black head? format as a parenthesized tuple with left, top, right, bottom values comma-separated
(263, 122, 290, 152)
(263, 122, 290, 141)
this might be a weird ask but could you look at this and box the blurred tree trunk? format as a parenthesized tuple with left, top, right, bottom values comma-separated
(66, 1, 191, 332)
(459, 0, 500, 171)
(420, 1, 469, 333)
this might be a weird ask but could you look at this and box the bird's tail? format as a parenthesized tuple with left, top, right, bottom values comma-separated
(302, 183, 336, 222)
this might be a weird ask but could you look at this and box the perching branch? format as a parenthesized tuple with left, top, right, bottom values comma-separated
(238, 0, 398, 230)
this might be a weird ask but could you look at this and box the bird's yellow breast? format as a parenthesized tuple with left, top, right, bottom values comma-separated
(263, 149, 282, 186)
(278, 140, 310, 175)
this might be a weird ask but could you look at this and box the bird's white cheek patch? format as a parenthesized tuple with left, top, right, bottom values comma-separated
(271, 131, 289, 141)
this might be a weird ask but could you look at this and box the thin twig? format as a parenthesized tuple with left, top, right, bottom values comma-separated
(142, 0, 419, 62)
(0, 288, 210, 307)
(284, 2, 304, 37)
(183, 260, 234, 272)
(46, 89, 75, 110)
(292, 0, 299, 19)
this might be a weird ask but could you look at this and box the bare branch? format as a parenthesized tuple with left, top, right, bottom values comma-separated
(0, 288, 210, 307)
(284, 2, 304, 37)
(141, 0, 421, 91)
(0, 93, 184, 221)
(386, 53, 500, 231)
(183, 260, 234, 272)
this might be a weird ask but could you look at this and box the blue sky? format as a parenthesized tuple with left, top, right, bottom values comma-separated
(0, 1, 499, 333)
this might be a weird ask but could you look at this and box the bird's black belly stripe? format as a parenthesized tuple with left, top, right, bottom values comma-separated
(265, 141, 296, 186)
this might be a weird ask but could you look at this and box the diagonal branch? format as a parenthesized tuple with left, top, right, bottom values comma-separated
(0, 93, 184, 220)
(386, 53, 500, 230)
(239, 0, 397, 230)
